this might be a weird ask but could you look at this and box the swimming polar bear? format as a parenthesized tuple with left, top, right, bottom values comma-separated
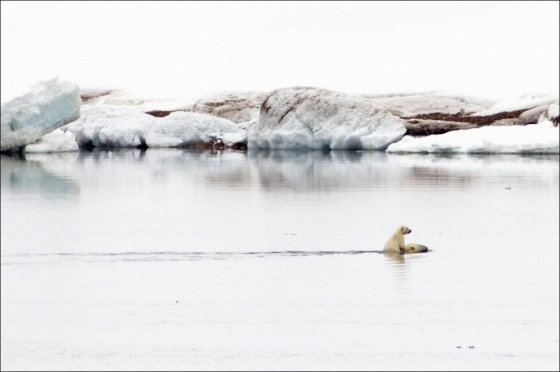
(383, 225, 428, 254)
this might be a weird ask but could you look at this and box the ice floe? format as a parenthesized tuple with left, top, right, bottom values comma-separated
(473, 95, 558, 116)
(386, 120, 559, 154)
(79, 89, 194, 113)
(191, 91, 267, 130)
(363, 93, 493, 117)
(1, 79, 81, 152)
(24, 129, 79, 153)
(145, 111, 245, 148)
(63, 105, 245, 149)
(539, 103, 559, 124)
(5, 80, 558, 153)
(65, 106, 155, 148)
(249, 87, 407, 150)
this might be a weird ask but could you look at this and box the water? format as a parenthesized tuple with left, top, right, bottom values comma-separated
(1, 150, 559, 370)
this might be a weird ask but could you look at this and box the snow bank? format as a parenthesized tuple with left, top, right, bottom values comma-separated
(24, 129, 79, 153)
(64, 106, 244, 149)
(386, 121, 559, 154)
(1, 79, 81, 152)
(249, 87, 407, 150)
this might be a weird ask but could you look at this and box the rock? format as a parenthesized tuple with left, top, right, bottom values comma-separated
(1, 79, 81, 152)
(249, 87, 407, 150)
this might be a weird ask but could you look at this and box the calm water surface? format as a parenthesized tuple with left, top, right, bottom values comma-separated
(1, 150, 559, 370)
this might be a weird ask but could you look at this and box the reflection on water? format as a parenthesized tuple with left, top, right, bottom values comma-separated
(2, 249, 388, 265)
(1, 155, 80, 199)
(2, 150, 558, 197)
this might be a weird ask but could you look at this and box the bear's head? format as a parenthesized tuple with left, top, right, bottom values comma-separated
(400, 226, 412, 234)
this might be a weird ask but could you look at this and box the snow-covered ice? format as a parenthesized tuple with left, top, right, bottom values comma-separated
(191, 91, 267, 130)
(145, 111, 245, 148)
(80, 89, 195, 113)
(72, 87, 559, 151)
(64, 106, 155, 148)
(386, 121, 559, 154)
(64, 105, 245, 149)
(539, 103, 559, 123)
(1, 79, 81, 151)
(5, 81, 556, 153)
(24, 129, 79, 153)
(249, 87, 407, 150)
(549, 104, 560, 120)
(473, 95, 558, 116)
(364, 93, 493, 117)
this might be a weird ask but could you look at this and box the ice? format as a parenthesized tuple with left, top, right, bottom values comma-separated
(539, 103, 559, 124)
(549, 104, 560, 120)
(249, 87, 407, 150)
(75, 87, 558, 149)
(80, 89, 195, 113)
(1, 79, 81, 152)
(145, 111, 245, 148)
(24, 129, 79, 153)
(363, 92, 493, 116)
(82, 89, 265, 131)
(473, 95, 558, 116)
(10, 82, 552, 152)
(191, 91, 267, 130)
(64, 106, 155, 148)
(64, 106, 244, 149)
(386, 121, 559, 154)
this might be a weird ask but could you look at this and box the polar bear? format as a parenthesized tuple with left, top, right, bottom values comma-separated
(404, 243, 429, 254)
(383, 226, 428, 254)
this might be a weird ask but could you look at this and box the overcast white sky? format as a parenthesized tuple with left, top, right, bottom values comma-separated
(1, 1, 559, 103)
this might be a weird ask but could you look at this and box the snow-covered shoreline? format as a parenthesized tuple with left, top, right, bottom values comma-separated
(1, 81, 558, 154)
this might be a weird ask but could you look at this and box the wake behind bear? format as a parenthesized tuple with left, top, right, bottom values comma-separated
(384, 225, 429, 254)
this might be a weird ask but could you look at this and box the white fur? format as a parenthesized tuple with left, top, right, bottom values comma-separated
(383, 225, 411, 253)
(383, 226, 429, 254)
(404, 243, 428, 253)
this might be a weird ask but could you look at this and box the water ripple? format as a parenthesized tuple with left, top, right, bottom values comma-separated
(1, 250, 411, 265)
